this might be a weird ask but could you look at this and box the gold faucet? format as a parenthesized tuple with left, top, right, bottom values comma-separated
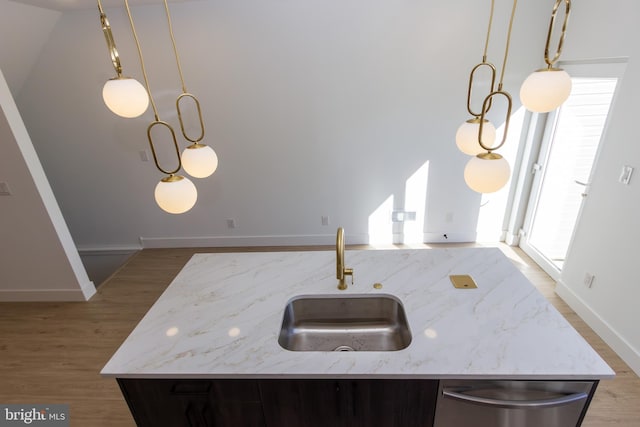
(336, 227, 353, 290)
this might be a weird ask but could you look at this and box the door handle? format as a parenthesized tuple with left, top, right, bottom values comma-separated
(442, 388, 588, 409)
(171, 381, 211, 395)
(574, 180, 590, 197)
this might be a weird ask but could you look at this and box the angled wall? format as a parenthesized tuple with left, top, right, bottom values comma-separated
(0, 68, 95, 301)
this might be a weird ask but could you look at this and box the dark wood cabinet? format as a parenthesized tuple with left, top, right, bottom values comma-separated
(118, 379, 265, 427)
(118, 378, 438, 427)
(259, 379, 438, 427)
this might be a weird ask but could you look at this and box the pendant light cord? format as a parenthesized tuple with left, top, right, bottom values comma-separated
(123, 0, 183, 176)
(465, 0, 498, 118)
(162, 0, 188, 94)
(497, 0, 518, 90)
(161, 0, 207, 144)
(482, 0, 495, 62)
(123, 0, 160, 121)
(476, 0, 518, 153)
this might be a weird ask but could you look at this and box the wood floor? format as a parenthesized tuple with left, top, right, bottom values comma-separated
(0, 244, 638, 426)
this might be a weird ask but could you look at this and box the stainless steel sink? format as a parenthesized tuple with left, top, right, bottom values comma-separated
(278, 294, 412, 351)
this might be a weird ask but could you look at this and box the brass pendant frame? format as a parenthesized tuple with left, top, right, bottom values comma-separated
(478, 90, 513, 152)
(544, 0, 571, 69)
(147, 121, 182, 176)
(97, 0, 123, 77)
(466, 61, 497, 118)
(176, 93, 206, 144)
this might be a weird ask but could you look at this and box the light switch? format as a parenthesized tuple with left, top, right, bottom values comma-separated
(0, 181, 11, 196)
(619, 165, 634, 185)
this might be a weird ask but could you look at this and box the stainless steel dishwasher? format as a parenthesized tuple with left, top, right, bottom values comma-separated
(433, 379, 597, 427)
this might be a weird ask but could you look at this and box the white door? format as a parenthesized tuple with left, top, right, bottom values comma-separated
(519, 60, 625, 279)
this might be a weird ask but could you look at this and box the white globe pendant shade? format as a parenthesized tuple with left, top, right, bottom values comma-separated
(181, 144, 219, 178)
(464, 153, 511, 193)
(456, 118, 497, 156)
(154, 175, 197, 214)
(520, 68, 571, 113)
(102, 77, 149, 118)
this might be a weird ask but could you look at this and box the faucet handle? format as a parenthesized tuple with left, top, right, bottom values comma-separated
(344, 268, 354, 285)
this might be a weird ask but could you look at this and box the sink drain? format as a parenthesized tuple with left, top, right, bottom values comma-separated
(333, 345, 355, 352)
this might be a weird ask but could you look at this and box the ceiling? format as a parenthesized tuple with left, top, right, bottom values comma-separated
(8, 0, 201, 11)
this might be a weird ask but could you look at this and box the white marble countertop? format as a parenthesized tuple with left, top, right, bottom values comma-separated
(101, 248, 614, 379)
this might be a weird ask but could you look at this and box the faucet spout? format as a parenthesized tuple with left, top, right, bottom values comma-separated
(336, 227, 353, 290)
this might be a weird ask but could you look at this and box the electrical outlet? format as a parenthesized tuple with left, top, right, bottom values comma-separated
(0, 181, 11, 196)
(619, 165, 634, 185)
(226, 218, 237, 229)
(321, 215, 330, 226)
(583, 273, 595, 288)
(392, 211, 405, 222)
(392, 211, 416, 222)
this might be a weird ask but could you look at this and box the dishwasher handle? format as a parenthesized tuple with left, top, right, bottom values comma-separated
(442, 388, 588, 409)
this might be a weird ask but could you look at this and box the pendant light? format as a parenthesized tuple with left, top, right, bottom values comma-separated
(456, 0, 497, 156)
(464, 0, 518, 194)
(124, 0, 196, 214)
(161, 0, 219, 179)
(97, 0, 149, 118)
(520, 0, 572, 113)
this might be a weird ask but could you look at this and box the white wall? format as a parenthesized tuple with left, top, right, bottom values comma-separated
(0, 67, 95, 301)
(555, 0, 640, 375)
(0, 0, 60, 96)
(10, 0, 547, 251)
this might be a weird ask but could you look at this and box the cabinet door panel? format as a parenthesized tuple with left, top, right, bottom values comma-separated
(183, 400, 216, 427)
(259, 379, 438, 427)
(119, 379, 213, 427)
(260, 380, 344, 427)
(118, 379, 265, 427)
(214, 401, 265, 427)
(348, 380, 438, 427)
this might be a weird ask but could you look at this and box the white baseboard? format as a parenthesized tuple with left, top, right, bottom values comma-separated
(139, 234, 371, 249)
(80, 279, 97, 300)
(556, 280, 640, 377)
(504, 232, 520, 246)
(423, 231, 477, 243)
(0, 288, 91, 302)
(76, 245, 141, 256)
(76, 246, 139, 289)
(139, 232, 479, 249)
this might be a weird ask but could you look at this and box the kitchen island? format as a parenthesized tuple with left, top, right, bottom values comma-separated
(102, 247, 614, 426)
